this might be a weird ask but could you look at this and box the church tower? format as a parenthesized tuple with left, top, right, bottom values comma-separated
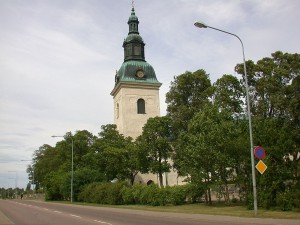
(111, 7, 161, 139)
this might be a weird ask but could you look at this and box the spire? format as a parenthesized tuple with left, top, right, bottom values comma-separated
(111, 4, 161, 92)
(123, 6, 145, 61)
(128, 7, 139, 34)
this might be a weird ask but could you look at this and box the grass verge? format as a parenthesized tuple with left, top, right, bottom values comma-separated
(59, 201, 300, 220)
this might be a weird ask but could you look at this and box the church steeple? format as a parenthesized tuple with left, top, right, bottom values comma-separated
(110, 4, 162, 141)
(111, 6, 161, 91)
(128, 7, 139, 34)
(123, 7, 145, 62)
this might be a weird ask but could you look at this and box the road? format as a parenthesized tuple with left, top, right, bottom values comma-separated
(0, 199, 299, 225)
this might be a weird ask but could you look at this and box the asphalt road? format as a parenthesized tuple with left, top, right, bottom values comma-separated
(0, 199, 299, 225)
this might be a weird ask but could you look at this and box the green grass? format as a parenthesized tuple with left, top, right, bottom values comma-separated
(57, 201, 300, 220)
(113, 204, 300, 220)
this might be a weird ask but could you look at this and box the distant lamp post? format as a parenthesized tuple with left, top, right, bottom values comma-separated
(8, 171, 18, 198)
(52, 135, 74, 203)
(194, 21, 257, 215)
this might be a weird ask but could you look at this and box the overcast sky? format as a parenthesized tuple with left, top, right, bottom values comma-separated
(1, 0, 300, 189)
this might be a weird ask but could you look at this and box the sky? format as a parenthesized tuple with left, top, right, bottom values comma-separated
(1, 0, 300, 189)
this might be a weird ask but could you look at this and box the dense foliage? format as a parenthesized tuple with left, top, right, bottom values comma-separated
(78, 182, 204, 206)
(28, 51, 300, 210)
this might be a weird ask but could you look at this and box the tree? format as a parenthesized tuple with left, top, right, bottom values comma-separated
(175, 104, 248, 205)
(166, 69, 213, 138)
(235, 51, 300, 118)
(71, 130, 96, 168)
(83, 124, 143, 184)
(234, 51, 300, 209)
(33, 144, 62, 189)
(213, 74, 243, 115)
(137, 116, 173, 187)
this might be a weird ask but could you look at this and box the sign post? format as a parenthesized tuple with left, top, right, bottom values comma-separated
(254, 146, 267, 174)
(256, 160, 267, 174)
(254, 146, 266, 160)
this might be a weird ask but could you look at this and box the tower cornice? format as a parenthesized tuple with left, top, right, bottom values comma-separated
(110, 81, 162, 97)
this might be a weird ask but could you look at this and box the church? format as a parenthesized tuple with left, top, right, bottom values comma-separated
(111, 6, 185, 186)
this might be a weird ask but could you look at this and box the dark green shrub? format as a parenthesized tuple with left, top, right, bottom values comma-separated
(80, 182, 205, 207)
(78, 182, 127, 205)
(131, 184, 147, 204)
(276, 191, 292, 211)
(246, 193, 254, 210)
(141, 184, 161, 206)
(106, 182, 127, 205)
(185, 183, 205, 203)
(167, 185, 187, 205)
(260, 191, 272, 209)
(120, 186, 135, 204)
(291, 182, 300, 209)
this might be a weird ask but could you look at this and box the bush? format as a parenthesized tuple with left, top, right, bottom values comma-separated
(276, 191, 292, 211)
(166, 185, 187, 205)
(291, 182, 300, 209)
(78, 182, 98, 203)
(120, 186, 135, 204)
(123, 184, 167, 206)
(141, 184, 163, 206)
(121, 184, 187, 206)
(259, 191, 273, 210)
(185, 183, 205, 203)
(78, 182, 128, 205)
(132, 184, 147, 204)
(80, 182, 203, 206)
(246, 193, 254, 210)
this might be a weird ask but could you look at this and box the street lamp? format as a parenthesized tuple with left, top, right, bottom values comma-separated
(51, 135, 74, 203)
(8, 171, 18, 199)
(194, 21, 257, 214)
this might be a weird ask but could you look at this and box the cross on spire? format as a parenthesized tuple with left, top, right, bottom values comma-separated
(132, 0, 135, 8)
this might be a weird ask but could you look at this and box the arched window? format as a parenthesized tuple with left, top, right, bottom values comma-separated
(147, 180, 154, 186)
(137, 98, 145, 114)
(116, 103, 119, 118)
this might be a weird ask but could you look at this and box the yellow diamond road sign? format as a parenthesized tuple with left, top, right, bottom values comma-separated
(256, 160, 267, 174)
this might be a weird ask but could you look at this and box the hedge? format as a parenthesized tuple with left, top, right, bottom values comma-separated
(79, 182, 204, 206)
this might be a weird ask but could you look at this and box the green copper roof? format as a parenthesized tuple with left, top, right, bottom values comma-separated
(116, 60, 160, 84)
(113, 7, 160, 88)
(128, 8, 138, 25)
(125, 33, 143, 43)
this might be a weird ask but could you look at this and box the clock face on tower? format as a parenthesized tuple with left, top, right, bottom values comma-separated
(136, 70, 144, 78)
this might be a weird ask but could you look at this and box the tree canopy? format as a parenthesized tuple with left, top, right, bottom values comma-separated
(28, 51, 300, 210)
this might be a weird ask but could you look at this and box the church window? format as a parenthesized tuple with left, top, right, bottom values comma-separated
(137, 98, 145, 114)
(116, 103, 119, 118)
(134, 45, 140, 55)
(126, 46, 131, 57)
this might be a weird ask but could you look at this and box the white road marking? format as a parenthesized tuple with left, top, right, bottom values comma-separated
(14, 201, 114, 225)
(53, 210, 62, 214)
(70, 214, 81, 218)
(93, 220, 112, 225)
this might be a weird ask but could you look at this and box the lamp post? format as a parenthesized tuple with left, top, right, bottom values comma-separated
(194, 21, 257, 214)
(51, 135, 74, 203)
(8, 171, 17, 199)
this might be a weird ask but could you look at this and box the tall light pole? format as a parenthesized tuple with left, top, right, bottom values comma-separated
(8, 171, 18, 199)
(51, 135, 74, 203)
(194, 21, 257, 214)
